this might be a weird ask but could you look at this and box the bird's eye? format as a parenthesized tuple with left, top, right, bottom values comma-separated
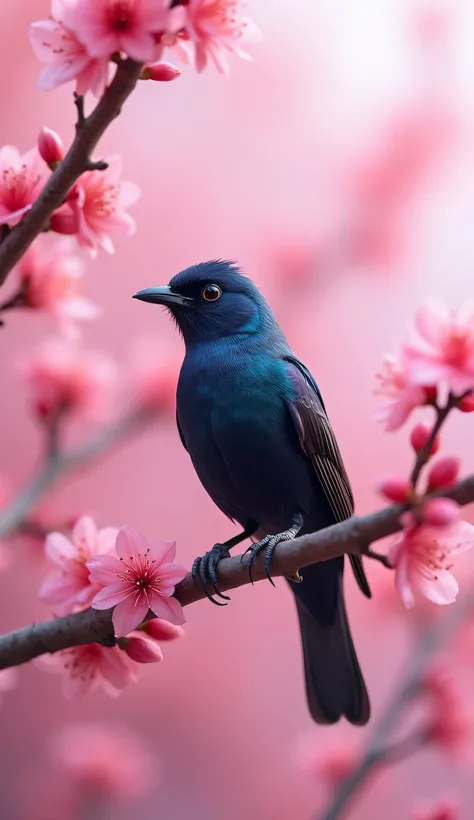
(202, 284, 222, 302)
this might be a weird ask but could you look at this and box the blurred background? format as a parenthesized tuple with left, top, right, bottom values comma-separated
(1, 0, 474, 818)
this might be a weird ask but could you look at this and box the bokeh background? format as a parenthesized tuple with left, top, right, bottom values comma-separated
(1, 0, 474, 818)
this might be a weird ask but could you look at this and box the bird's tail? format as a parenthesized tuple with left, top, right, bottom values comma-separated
(288, 557, 370, 725)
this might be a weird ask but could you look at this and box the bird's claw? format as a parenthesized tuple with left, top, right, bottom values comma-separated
(192, 543, 231, 605)
(245, 517, 303, 586)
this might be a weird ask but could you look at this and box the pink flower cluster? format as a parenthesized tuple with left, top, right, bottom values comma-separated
(39, 516, 186, 696)
(375, 301, 474, 431)
(29, 0, 260, 91)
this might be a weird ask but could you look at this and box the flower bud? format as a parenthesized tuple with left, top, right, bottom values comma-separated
(141, 619, 185, 642)
(410, 422, 440, 455)
(120, 635, 163, 663)
(376, 476, 411, 503)
(458, 393, 474, 413)
(38, 126, 64, 169)
(423, 498, 460, 526)
(142, 62, 181, 82)
(427, 457, 460, 491)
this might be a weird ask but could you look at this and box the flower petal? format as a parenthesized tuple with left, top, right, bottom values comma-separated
(87, 554, 123, 584)
(72, 515, 97, 553)
(149, 540, 176, 564)
(91, 581, 130, 610)
(394, 555, 415, 609)
(112, 596, 149, 638)
(115, 525, 150, 560)
(149, 594, 186, 625)
(416, 568, 459, 605)
(45, 532, 76, 564)
(158, 563, 188, 587)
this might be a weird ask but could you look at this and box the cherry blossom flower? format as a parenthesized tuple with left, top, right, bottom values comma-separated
(184, 0, 261, 74)
(142, 61, 182, 81)
(62, 0, 171, 63)
(0, 145, 48, 227)
(411, 796, 460, 820)
(53, 157, 139, 256)
(20, 338, 117, 421)
(427, 457, 460, 491)
(410, 421, 440, 454)
(404, 301, 474, 395)
(16, 237, 99, 338)
(374, 353, 430, 431)
(39, 515, 118, 616)
(29, 0, 111, 97)
(294, 731, 359, 786)
(50, 722, 157, 798)
(388, 515, 474, 608)
(39, 642, 136, 698)
(423, 669, 474, 757)
(0, 668, 18, 705)
(88, 525, 187, 637)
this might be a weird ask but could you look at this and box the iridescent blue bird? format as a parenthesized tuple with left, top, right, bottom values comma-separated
(133, 261, 371, 725)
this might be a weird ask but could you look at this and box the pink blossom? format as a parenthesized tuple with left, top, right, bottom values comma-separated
(16, 237, 99, 337)
(459, 393, 474, 412)
(62, 0, 171, 63)
(374, 353, 430, 431)
(424, 669, 474, 756)
(55, 157, 139, 256)
(0, 145, 48, 227)
(411, 797, 460, 820)
(388, 516, 474, 609)
(20, 338, 118, 421)
(427, 457, 460, 491)
(0, 668, 18, 704)
(39, 515, 118, 616)
(88, 525, 187, 637)
(38, 127, 64, 169)
(29, 1, 111, 97)
(184, 0, 261, 74)
(410, 421, 440, 454)
(39, 642, 136, 697)
(404, 300, 474, 395)
(120, 634, 164, 663)
(294, 731, 358, 786)
(50, 722, 157, 798)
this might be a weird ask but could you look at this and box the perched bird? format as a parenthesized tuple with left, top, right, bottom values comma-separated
(134, 261, 371, 725)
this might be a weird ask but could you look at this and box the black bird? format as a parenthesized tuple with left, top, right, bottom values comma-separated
(134, 260, 371, 725)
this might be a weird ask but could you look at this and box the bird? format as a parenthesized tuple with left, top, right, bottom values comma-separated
(133, 260, 371, 725)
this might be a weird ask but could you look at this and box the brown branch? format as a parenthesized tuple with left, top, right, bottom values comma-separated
(0, 475, 473, 670)
(0, 59, 142, 286)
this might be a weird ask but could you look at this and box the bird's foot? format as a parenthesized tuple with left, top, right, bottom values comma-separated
(192, 543, 231, 606)
(366, 548, 392, 569)
(244, 514, 304, 586)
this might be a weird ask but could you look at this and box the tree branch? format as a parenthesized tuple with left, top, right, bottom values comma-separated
(0, 59, 142, 286)
(0, 475, 473, 670)
(0, 407, 155, 539)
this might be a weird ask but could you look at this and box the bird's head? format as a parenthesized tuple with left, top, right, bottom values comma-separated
(133, 260, 275, 345)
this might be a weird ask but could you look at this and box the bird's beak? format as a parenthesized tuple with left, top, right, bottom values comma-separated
(133, 286, 193, 308)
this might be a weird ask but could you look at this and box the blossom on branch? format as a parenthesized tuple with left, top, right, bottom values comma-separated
(0, 146, 49, 228)
(184, 0, 261, 74)
(404, 301, 474, 396)
(38, 642, 136, 698)
(388, 514, 474, 608)
(62, 0, 171, 63)
(29, 0, 111, 96)
(38, 127, 65, 170)
(374, 352, 431, 431)
(20, 337, 118, 421)
(16, 237, 98, 337)
(88, 525, 187, 637)
(52, 156, 140, 256)
(39, 515, 118, 616)
(50, 722, 157, 798)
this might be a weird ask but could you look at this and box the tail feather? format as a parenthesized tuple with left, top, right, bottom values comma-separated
(288, 558, 370, 725)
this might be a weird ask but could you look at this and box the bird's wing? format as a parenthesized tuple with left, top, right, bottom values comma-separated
(284, 356, 371, 599)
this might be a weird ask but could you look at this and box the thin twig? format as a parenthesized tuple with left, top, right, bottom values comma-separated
(0, 59, 143, 286)
(0, 407, 155, 539)
(0, 475, 473, 670)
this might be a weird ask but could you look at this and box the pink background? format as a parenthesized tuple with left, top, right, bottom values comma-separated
(1, 1, 474, 817)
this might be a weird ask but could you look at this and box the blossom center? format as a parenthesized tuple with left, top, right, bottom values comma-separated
(118, 550, 161, 594)
(108, 1, 134, 31)
(442, 327, 474, 366)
